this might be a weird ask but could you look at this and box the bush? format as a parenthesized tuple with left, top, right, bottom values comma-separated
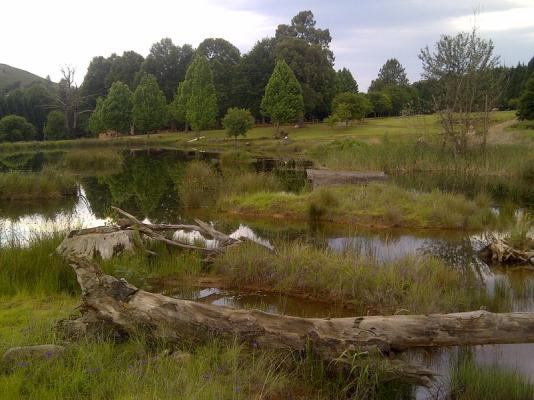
(0, 115, 37, 142)
(44, 111, 67, 140)
(179, 161, 221, 208)
(222, 108, 254, 139)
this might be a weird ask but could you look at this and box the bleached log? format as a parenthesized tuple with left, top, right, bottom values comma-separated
(68, 256, 534, 356)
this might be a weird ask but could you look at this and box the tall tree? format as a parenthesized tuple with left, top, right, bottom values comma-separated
(275, 10, 332, 50)
(274, 11, 336, 120)
(518, 73, 534, 121)
(102, 81, 133, 133)
(105, 51, 144, 90)
(197, 38, 241, 119)
(140, 38, 194, 101)
(369, 59, 409, 92)
(261, 60, 304, 132)
(80, 56, 112, 109)
(132, 74, 167, 133)
(56, 67, 86, 135)
(335, 68, 358, 94)
(234, 38, 276, 119)
(419, 28, 502, 152)
(183, 56, 217, 132)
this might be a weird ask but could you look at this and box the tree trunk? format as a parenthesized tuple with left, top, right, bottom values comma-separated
(67, 256, 534, 357)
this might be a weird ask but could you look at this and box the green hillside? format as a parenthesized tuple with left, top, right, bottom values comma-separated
(0, 63, 53, 93)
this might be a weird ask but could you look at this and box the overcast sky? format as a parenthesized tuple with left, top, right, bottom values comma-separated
(2, 0, 533, 91)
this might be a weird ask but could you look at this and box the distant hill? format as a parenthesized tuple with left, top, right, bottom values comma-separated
(0, 63, 54, 94)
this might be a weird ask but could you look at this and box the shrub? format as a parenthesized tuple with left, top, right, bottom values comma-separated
(222, 108, 254, 139)
(0, 115, 37, 142)
(43, 111, 68, 140)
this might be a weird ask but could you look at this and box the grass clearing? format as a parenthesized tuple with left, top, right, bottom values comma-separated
(0, 168, 78, 200)
(220, 183, 498, 230)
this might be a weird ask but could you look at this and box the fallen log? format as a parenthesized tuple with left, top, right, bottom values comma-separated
(66, 256, 534, 358)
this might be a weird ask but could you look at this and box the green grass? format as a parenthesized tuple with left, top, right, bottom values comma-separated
(220, 183, 498, 230)
(213, 242, 492, 315)
(449, 352, 534, 400)
(0, 111, 517, 158)
(0, 294, 415, 399)
(0, 168, 78, 200)
(0, 233, 78, 296)
(307, 139, 534, 177)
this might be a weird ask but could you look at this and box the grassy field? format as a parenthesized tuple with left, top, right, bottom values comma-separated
(0, 111, 518, 157)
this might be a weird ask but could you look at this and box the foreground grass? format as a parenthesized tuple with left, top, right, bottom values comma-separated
(0, 295, 416, 400)
(0, 168, 77, 201)
(220, 183, 497, 230)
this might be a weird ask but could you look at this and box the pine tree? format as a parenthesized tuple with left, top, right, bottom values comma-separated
(102, 81, 133, 133)
(183, 56, 218, 132)
(335, 68, 358, 94)
(132, 74, 167, 133)
(261, 60, 304, 132)
(518, 73, 534, 121)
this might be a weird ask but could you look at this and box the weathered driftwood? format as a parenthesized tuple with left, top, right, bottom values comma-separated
(64, 257, 534, 373)
(56, 207, 261, 260)
(480, 238, 534, 266)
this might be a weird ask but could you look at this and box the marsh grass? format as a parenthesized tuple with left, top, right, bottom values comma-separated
(308, 140, 534, 178)
(0, 167, 78, 200)
(449, 352, 534, 400)
(0, 233, 78, 296)
(213, 242, 489, 315)
(221, 183, 497, 230)
(506, 212, 533, 251)
(61, 149, 123, 172)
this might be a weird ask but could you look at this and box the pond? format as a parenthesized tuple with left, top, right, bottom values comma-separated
(1, 147, 534, 398)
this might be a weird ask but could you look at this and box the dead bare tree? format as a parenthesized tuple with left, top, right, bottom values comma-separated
(419, 24, 504, 153)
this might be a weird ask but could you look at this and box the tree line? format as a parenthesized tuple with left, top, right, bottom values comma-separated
(1, 10, 534, 143)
